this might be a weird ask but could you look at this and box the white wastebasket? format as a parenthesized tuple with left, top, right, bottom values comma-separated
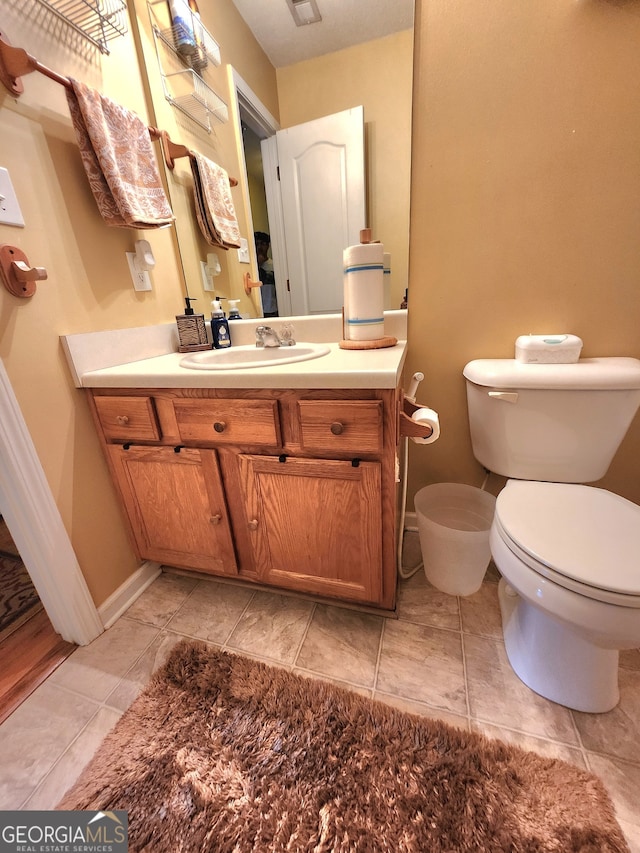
(415, 483, 496, 596)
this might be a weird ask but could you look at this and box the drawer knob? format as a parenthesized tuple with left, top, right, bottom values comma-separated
(116, 415, 130, 426)
(330, 421, 344, 435)
(248, 518, 259, 531)
(209, 514, 222, 525)
(213, 421, 226, 433)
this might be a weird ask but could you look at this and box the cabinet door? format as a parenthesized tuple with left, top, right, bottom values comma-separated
(107, 445, 237, 575)
(238, 455, 382, 604)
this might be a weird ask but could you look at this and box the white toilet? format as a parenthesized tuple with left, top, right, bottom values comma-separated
(463, 356, 640, 713)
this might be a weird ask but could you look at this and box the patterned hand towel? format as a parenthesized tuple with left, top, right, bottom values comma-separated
(65, 79, 174, 229)
(189, 151, 241, 249)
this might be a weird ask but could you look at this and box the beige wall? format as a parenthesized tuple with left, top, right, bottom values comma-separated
(0, 0, 277, 605)
(276, 30, 413, 309)
(3, 0, 639, 612)
(406, 0, 640, 508)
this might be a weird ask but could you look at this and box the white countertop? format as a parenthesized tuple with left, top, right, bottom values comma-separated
(61, 311, 408, 390)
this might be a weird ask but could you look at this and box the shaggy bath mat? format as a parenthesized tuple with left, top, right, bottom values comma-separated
(0, 552, 43, 643)
(59, 640, 629, 852)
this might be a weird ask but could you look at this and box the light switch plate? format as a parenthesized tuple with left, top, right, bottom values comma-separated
(0, 167, 25, 227)
(237, 237, 250, 264)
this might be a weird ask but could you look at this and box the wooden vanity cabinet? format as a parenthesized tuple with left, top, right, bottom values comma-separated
(88, 387, 400, 609)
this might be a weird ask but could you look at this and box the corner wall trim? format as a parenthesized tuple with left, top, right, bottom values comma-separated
(0, 359, 103, 646)
(98, 561, 162, 629)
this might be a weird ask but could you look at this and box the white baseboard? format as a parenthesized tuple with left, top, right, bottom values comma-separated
(98, 561, 161, 629)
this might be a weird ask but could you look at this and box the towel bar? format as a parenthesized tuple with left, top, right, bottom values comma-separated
(0, 32, 237, 183)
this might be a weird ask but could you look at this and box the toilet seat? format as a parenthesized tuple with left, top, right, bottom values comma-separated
(495, 480, 640, 607)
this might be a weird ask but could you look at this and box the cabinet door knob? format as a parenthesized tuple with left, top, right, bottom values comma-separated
(213, 421, 226, 433)
(209, 514, 222, 525)
(116, 415, 130, 426)
(248, 518, 259, 530)
(330, 421, 344, 435)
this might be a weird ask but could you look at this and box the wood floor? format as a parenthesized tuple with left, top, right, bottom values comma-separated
(0, 517, 76, 724)
(0, 608, 76, 724)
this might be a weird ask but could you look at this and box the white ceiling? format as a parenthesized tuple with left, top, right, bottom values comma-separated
(229, 0, 414, 68)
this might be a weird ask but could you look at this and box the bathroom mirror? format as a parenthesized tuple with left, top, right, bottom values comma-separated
(133, 0, 414, 318)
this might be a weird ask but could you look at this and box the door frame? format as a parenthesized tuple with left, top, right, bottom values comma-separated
(0, 359, 103, 645)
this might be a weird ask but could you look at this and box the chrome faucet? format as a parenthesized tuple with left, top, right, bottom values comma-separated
(255, 325, 283, 347)
(255, 324, 296, 347)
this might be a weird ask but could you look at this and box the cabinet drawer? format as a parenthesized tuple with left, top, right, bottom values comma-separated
(93, 396, 161, 442)
(173, 399, 281, 446)
(297, 400, 383, 453)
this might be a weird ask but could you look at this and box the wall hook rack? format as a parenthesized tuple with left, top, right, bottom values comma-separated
(0, 244, 48, 298)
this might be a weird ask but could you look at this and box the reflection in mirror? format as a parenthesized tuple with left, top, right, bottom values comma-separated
(133, 0, 414, 319)
(235, 6, 414, 318)
(248, 104, 367, 318)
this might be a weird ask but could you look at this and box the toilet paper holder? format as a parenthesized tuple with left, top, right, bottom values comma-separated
(399, 396, 435, 442)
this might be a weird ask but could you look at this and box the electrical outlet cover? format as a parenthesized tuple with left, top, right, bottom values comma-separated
(126, 252, 152, 291)
(200, 260, 214, 291)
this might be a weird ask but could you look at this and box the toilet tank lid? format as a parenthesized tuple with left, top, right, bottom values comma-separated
(463, 357, 640, 390)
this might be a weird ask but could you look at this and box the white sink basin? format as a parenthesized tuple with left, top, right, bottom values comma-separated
(180, 343, 331, 371)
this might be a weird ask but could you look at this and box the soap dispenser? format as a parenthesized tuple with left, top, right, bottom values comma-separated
(227, 299, 242, 320)
(211, 299, 231, 349)
(176, 297, 209, 353)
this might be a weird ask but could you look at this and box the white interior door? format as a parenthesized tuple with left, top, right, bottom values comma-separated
(264, 106, 366, 316)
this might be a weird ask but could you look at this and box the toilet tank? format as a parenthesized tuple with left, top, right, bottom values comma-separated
(463, 357, 640, 482)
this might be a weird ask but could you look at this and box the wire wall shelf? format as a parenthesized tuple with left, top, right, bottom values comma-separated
(148, 0, 227, 133)
(162, 69, 228, 133)
(33, 0, 128, 54)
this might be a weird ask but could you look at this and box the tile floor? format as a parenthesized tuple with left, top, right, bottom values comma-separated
(0, 534, 638, 850)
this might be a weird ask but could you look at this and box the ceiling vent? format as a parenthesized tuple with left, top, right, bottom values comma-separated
(286, 0, 322, 26)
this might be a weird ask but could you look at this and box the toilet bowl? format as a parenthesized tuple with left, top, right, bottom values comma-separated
(491, 479, 640, 713)
(463, 355, 640, 711)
